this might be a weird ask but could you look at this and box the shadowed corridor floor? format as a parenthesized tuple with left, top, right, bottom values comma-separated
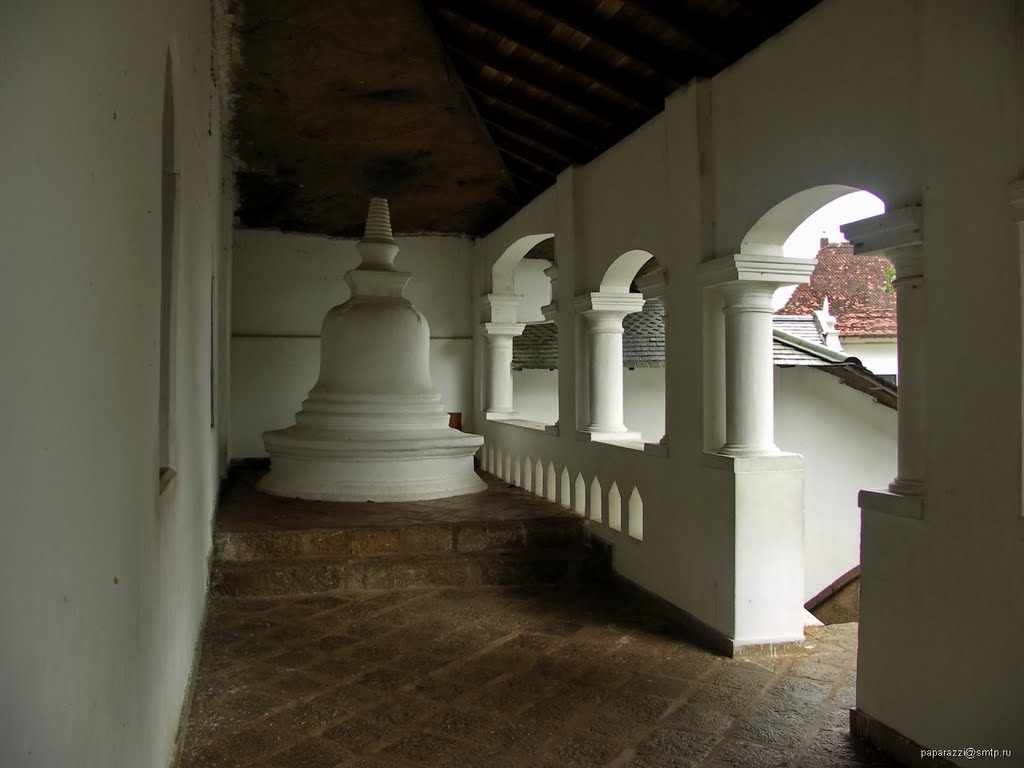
(178, 583, 897, 768)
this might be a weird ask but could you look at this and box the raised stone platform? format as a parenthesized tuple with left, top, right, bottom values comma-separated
(213, 463, 611, 596)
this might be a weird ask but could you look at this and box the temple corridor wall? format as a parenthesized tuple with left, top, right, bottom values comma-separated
(473, 0, 1023, 758)
(0, 1, 232, 766)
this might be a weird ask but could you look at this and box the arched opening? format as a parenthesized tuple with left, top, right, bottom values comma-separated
(485, 234, 558, 426)
(159, 52, 178, 490)
(510, 237, 558, 425)
(733, 186, 896, 618)
(578, 250, 665, 443)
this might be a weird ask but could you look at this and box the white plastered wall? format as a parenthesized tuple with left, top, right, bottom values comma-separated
(842, 339, 898, 378)
(512, 367, 665, 442)
(774, 367, 896, 600)
(0, 2, 231, 767)
(474, 0, 1023, 753)
(231, 231, 475, 458)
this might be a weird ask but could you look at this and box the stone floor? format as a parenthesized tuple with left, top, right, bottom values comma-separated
(178, 584, 897, 768)
(218, 464, 577, 532)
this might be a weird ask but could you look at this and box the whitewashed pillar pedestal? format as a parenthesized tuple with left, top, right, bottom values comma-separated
(699, 253, 815, 650)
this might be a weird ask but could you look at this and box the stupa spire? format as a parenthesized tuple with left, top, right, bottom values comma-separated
(355, 197, 399, 272)
(363, 197, 395, 243)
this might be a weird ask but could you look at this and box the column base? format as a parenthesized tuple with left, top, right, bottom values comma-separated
(887, 477, 923, 496)
(485, 410, 519, 421)
(717, 443, 781, 457)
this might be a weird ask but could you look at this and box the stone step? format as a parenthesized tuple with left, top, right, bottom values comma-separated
(214, 516, 587, 563)
(210, 547, 611, 597)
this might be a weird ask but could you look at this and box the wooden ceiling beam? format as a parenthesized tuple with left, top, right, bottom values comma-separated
(619, 0, 749, 60)
(474, 98, 598, 161)
(448, 46, 619, 129)
(432, 0, 667, 109)
(437, 23, 655, 115)
(464, 80, 603, 146)
(485, 121, 572, 168)
(497, 146, 558, 181)
(514, 0, 723, 82)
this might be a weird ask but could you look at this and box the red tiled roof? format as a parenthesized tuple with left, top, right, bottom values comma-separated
(777, 239, 897, 338)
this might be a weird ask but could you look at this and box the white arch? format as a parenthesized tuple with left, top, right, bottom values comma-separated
(740, 184, 884, 257)
(492, 233, 554, 295)
(599, 249, 659, 293)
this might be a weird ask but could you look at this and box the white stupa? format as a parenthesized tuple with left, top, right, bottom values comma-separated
(259, 198, 485, 502)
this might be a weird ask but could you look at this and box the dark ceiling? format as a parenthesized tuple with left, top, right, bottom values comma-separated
(232, 0, 821, 237)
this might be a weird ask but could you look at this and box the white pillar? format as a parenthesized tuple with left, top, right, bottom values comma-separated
(482, 294, 524, 419)
(574, 293, 645, 437)
(699, 254, 816, 456)
(721, 282, 778, 455)
(843, 208, 925, 495)
(484, 324, 523, 414)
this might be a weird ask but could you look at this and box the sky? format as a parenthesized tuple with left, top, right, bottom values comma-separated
(773, 190, 886, 309)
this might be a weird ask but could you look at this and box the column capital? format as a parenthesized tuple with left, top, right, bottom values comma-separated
(635, 268, 669, 300)
(719, 281, 779, 312)
(573, 292, 646, 317)
(483, 322, 525, 338)
(698, 253, 816, 289)
(482, 293, 523, 324)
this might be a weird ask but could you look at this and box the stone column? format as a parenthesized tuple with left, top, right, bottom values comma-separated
(843, 207, 925, 495)
(699, 254, 816, 456)
(574, 293, 645, 437)
(482, 294, 524, 419)
(721, 282, 778, 455)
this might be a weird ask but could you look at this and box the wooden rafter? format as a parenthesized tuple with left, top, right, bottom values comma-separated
(513, 0, 722, 82)
(486, 121, 571, 169)
(436, 21, 656, 114)
(432, 0, 668, 108)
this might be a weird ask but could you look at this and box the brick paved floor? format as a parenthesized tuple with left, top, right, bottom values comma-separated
(178, 584, 896, 768)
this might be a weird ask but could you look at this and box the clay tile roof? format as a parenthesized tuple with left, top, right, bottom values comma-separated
(777, 240, 897, 338)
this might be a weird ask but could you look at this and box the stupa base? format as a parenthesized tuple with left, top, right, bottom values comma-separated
(259, 428, 485, 502)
